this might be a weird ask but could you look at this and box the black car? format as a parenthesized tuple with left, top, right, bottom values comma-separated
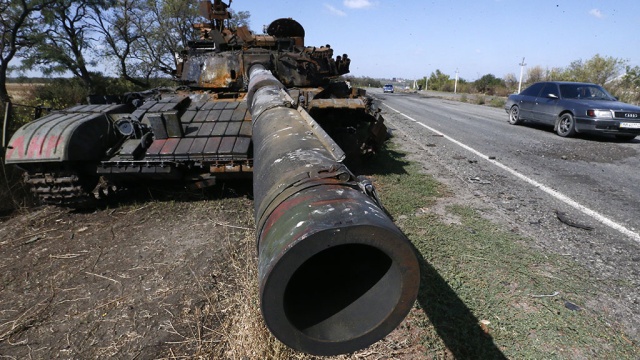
(504, 81, 640, 140)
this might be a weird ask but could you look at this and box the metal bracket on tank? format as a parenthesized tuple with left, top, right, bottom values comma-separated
(279, 89, 346, 163)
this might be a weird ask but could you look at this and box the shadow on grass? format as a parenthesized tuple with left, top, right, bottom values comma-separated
(356, 143, 412, 177)
(67, 178, 254, 214)
(415, 248, 508, 359)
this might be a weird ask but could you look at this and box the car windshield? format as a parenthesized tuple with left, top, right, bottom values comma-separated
(559, 84, 615, 100)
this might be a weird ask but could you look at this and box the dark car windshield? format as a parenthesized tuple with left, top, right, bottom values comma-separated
(559, 84, 615, 100)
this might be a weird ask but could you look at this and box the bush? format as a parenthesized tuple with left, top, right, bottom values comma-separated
(346, 76, 382, 88)
(489, 97, 506, 108)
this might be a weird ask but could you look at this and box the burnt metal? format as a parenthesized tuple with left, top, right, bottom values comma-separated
(6, 0, 387, 206)
(248, 66, 419, 356)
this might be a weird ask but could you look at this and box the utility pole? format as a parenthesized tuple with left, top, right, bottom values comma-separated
(454, 69, 459, 94)
(518, 57, 526, 93)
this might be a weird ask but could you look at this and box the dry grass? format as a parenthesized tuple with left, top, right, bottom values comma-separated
(171, 216, 313, 359)
(163, 203, 424, 359)
(0, 161, 35, 215)
(143, 201, 305, 359)
(201, 228, 299, 359)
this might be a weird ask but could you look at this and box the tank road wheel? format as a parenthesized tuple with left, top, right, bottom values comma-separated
(24, 170, 114, 208)
(556, 113, 576, 137)
(508, 105, 523, 125)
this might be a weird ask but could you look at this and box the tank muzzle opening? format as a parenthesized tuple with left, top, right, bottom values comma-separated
(283, 243, 400, 341)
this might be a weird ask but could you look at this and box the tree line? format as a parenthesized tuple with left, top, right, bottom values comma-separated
(419, 54, 640, 104)
(0, 0, 250, 105)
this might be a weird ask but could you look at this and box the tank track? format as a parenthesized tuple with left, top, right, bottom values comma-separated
(24, 171, 116, 208)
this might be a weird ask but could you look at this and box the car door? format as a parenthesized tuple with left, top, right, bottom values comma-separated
(517, 82, 545, 120)
(533, 83, 561, 124)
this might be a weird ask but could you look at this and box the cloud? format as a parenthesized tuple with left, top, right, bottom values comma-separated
(344, 0, 373, 9)
(324, 3, 347, 16)
(589, 8, 603, 18)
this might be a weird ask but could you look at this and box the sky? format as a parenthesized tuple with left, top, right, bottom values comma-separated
(232, 0, 640, 81)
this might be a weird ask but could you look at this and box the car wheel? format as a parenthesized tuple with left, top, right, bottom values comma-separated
(508, 106, 523, 125)
(556, 113, 576, 137)
(614, 134, 636, 141)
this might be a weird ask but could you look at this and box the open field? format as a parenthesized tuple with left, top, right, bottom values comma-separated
(6, 83, 43, 103)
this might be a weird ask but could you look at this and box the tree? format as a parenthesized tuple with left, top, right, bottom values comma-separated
(92, 0, 200, 86)
(545, 67, 567, 81)
(564, 54, 627, 85)
(474, 73, 504, 94)
(142, 0, 199, 75)
(0, 0, 56, 103)
(229, 9, 251, 29)
(503, 73, 517, 91)
(620, 66, 640, 91)
(91, 0, 153, 87)
(526, 65, 544, 85)
(428, 70, 451, 91)
(616, 65, 640, 104)
(19, 0, 111, 92)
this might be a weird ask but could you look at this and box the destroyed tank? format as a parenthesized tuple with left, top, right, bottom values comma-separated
(4, 1, 420, 356)
(4, 0, 387, 206)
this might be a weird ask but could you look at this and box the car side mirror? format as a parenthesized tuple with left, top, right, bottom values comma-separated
(547, 94, 559, 99)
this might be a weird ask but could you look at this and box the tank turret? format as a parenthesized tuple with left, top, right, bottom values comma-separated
(178, 0, 350, 90)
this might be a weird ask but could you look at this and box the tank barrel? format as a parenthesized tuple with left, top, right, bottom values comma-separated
(247, 65, 420, 356)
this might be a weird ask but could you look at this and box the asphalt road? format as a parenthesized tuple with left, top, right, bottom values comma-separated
(368, 88, 640, 340)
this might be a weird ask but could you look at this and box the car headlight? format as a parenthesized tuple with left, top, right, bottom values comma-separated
(587, 109, 613, 118)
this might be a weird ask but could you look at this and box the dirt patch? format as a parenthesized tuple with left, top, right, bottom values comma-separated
(0, 192, 256, 358)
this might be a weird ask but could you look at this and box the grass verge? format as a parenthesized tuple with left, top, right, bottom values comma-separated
(367, 142, 638, 359)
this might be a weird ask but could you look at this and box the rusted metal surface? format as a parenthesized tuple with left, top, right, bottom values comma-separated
(248, 66, 419, 356)
(5, 104, 127, 163)
(181, 52, 245, 89)
(308, 98, 366, 110)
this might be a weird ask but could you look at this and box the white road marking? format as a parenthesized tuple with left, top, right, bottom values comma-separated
(384, 104, 640, 244)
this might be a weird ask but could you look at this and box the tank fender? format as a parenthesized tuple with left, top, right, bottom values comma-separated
(5, 104, 130, 164)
